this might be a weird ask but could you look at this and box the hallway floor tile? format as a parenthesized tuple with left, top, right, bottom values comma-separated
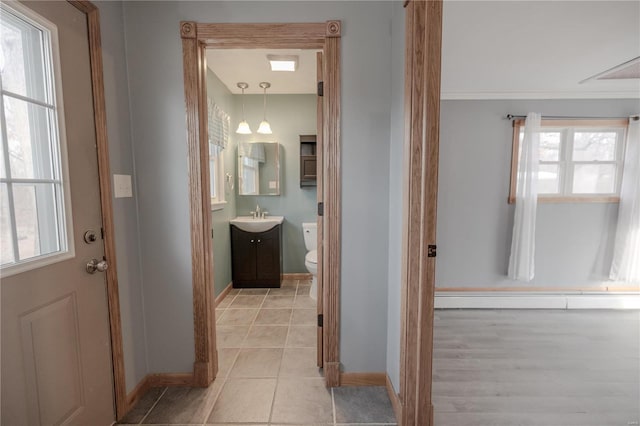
(118, 280, 397, 426)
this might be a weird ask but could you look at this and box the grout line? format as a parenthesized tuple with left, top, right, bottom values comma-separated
(267, 363, 281, 424)
(199, 377, 226, 426)
(331, 386, 337, 426)
(137, 386, 168, 425)
(285, 280, 299, 347)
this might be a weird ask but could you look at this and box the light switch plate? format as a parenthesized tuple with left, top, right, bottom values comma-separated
(113, 174, 133, 198)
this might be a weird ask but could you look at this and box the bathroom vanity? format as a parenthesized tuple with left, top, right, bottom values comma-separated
(230, 222, 283, 288)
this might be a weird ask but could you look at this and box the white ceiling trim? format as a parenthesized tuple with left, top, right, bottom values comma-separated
(441, 90, 640, 100)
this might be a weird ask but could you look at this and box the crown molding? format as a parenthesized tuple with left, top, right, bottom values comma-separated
(440, 90, 640, 100)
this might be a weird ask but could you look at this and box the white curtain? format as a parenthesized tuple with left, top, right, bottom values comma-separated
(610, 116, 640, 282)
(508, 112, 541, 281)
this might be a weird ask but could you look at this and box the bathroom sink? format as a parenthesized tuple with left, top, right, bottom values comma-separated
(230, 216, 284, 233)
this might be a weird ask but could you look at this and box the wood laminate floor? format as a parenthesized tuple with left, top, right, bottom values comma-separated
(433, 309, 640, 426)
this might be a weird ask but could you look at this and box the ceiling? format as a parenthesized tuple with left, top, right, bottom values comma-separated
(206, 49, 319, 95)
(206, 1, 640, 99)
(440, 1, 640, 99)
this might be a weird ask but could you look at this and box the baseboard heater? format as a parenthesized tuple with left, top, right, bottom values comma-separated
(435, 292, 640, 310)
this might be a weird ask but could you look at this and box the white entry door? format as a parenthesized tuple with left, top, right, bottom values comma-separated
(1, 1, 115, 424)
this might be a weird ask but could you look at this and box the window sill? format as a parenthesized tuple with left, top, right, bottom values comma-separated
(211, 200, 227, 212)
(508, 196, 620, 204)
(0, 250, 75, 278)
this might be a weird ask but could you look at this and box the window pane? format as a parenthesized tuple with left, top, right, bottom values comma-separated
(539, 132, 561, 161)
(572, 164, 616, 194)
(538, 164, 560, 194)
(0, 116, 6, 179)
(0, 9, 49, 103)
(210, 144, 220, 199)
(4, 96, 55, 179)
(573, 132, 617, 161)
(1, 184, 15, 265)
(14, 183, 60, 260)
(210, 159, 217, 199)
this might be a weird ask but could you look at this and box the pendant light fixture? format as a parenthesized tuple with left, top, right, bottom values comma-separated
(257, 82, 273, 134)
(236, 82, 252, 134)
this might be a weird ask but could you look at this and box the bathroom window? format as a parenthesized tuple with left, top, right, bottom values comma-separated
(208, 99, 229, 211)
(0, 2, 74, 275)
(210, 144, 225, 209)
(509, 119, 628, 203)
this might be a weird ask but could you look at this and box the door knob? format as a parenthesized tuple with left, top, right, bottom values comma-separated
(86, 259, 109, 274)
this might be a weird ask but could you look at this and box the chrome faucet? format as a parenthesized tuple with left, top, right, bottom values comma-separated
(250, 204, 262, 219)
(250, 204, 269, 219)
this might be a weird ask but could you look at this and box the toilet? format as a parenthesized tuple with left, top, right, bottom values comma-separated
(302, 222, 318, 300)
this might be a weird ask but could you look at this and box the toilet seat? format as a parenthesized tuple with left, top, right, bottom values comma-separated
(305, 249, 317, 264)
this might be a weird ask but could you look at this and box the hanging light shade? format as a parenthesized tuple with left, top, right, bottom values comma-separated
(257, 82, 273, 134)
(236, 82, 252, 134)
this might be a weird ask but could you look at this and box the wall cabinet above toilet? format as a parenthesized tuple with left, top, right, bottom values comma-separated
(300, 135, 317, 187)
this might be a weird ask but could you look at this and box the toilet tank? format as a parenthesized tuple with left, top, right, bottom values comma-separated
(302, 222, 317, 251)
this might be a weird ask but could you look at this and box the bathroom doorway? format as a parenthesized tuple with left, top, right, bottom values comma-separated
(180, 21, 342, 388)
(204, 47, 325, 384)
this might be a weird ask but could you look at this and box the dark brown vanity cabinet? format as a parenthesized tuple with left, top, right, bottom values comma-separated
(231, 224, 282, 288)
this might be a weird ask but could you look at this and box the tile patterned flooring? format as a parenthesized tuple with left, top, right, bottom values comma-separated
(119, 279, 397, 425)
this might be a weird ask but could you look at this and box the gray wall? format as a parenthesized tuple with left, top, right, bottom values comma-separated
(96, 1, 148, 393)
(235, 94, 317, 274)
(207, 69, 238, 297)
(437, 99, 639, 290)
(122, 1, 393, 374)
(386, 1, 404, 393)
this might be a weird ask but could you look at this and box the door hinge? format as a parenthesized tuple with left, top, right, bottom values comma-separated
(317, 314, 323, 327)
(317, 81, 324, 97)
(427, 244, 437, 258)
(317, 202, 324, 216)
(211, 229, 214, 239)
(100, 228, 104, 239)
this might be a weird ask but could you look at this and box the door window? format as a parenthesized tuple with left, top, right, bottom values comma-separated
(0, 2, 74, 275)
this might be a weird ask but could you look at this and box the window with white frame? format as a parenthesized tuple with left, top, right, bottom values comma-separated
(208, 99, 229, 209)
(209, 143, 224, 205)
(0, 3, 73, 274)
(509, 119, 628, 202)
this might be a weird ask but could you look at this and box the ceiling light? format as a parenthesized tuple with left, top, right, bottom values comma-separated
(267, 54, 298, 72)
(257, 82, 273, 134)
(580, 56, 640, 84)
(236, 82, 252, 134)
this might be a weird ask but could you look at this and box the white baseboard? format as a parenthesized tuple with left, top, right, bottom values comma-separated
(435, 292, 640, 310)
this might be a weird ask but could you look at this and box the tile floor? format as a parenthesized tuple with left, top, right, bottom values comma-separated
(119, 279, 397, 425)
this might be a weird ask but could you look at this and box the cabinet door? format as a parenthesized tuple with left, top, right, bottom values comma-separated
(256, 227, 280, 281)
(300, 155, 317, 181)
(231, 227, 257, 282)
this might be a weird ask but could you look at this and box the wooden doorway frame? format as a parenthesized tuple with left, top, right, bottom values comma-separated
(180, 21, 343, 388)
(398, 1, 442, 425)
(67, 0, 127, 419)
